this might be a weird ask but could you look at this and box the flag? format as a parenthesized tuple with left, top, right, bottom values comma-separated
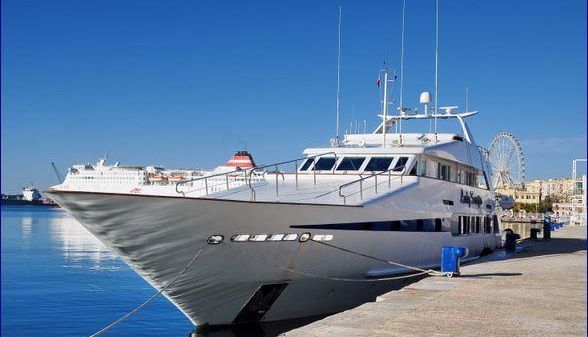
(376, 75, 381, 88)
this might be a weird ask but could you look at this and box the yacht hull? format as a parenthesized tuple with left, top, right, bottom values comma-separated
(46, 190, 500, 326)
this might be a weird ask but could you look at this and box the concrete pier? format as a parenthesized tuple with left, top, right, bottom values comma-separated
(284, 226, 587, 337)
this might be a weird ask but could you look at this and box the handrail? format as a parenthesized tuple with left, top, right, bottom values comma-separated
(248, 151, 338, 201)
(338, 165, 407, 205)
(175, 169, 249, 196)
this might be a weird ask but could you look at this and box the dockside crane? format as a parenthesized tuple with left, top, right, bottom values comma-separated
(51, 162, 64, 183)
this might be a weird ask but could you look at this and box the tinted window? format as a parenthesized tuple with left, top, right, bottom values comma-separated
(435, 218, 443, 232)
(416, 219, 424, 232)
(393, 157, 409, 171)
(299, 158, 314, 171)
(313, 157, 337, 171)
(365, 157, 393, 171)
(400, 220, 416, 231)
(336, 157, 366, 171)
(493, 215, 500, 233)
(391, 221, 401, 231)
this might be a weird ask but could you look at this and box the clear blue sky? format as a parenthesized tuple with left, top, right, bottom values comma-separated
(1, 0, 586, 193)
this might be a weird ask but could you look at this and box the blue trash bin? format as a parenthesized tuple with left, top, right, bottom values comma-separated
(441, 246, 469, 277)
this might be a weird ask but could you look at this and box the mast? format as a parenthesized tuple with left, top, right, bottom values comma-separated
(434, 0, 439, 143)
(335, 5, 342, 145)
(398, 0, 407, 146)
(382, 68, 389, 147)
(399, 0, 406, 112)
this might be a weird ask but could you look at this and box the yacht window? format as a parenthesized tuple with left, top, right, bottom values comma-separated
(418, 159, 427, 176)
(409, 164, 417, 176)
(416, 219, 424, 232)
(463, 216, 470, 234)
(492, 215, 500, 233)
(457, 169, 464, 184)
(484, 216, 491, 233)
(437, 163, 451, 181)
(393, 157, 409, 172)
(400, 220, 416, 231)
(423, 219, 436, 232)
(435, 218, 443, 232)
(313, 157, 337, 171)
(299, 158, 314, 171)
(391, 221, 401, 231)
(336, 157, 366, 171)
(365, 157, 393, 171)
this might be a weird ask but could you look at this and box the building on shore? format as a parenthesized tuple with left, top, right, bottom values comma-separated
(495, 183, 542, 205)
(570, 167, 586, 226)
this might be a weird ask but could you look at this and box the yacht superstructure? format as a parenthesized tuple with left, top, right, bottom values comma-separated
(47, 76, 501, 327)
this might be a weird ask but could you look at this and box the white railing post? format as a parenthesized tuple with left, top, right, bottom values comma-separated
(295, 161, 299, 190)
(275, 165, 279, 197)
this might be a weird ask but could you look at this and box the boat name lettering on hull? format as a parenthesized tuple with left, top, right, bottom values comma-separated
(460, 189, 483, 208)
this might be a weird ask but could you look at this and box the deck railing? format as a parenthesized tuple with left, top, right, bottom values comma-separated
(175, 169, 252, 197)
(247, 152, 338, 201)
(337, 165, 406, 205)
(175, 152, 337, 199)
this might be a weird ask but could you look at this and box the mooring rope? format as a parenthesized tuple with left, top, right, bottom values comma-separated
(310, 239, 446, 276)
(227, 239, 444, 282)
(88, 247, 204, 337)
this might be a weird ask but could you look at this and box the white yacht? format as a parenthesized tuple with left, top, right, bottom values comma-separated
(47, 73, 502, 327)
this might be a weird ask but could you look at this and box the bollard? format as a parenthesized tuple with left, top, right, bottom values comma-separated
(441, 246, 469, 277)
(543, 222, 551, 240)
(504, 229, 520, 251)
(530, 228, 541, 240)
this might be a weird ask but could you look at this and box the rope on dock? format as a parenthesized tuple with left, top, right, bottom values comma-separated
(88, 247, 204, 337)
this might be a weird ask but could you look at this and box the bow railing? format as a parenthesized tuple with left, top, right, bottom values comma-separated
(248, 152, 338, 201)
(175, 169, 255, 197)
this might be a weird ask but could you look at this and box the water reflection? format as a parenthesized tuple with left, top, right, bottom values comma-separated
(48, 212, 116, 267)
(21, 216, 33, 241)
(501, 221, 543, 239)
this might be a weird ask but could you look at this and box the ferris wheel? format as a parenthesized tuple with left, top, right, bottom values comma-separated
(488, 132, 526, 189)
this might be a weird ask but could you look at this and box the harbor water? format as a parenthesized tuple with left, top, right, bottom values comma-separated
(0, 205, 548, 337)
(1, 206, 193, 337)
(500, 221, 544, 239)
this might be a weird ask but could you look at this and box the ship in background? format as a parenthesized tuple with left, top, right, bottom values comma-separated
(2, 151, 257, 207)
(58, 151, 261, 196)
(1, 184, 57, 206)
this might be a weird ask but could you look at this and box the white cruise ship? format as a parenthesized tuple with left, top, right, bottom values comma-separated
(60, 151, 263, 196)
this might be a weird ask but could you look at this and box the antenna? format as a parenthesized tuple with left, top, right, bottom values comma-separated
(465, 86, 469, 112)
(434, 0, 439, 143)
(399, 0, 407, 113)
(335, 5, 342, 145)
(382, 66, 389, 147)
